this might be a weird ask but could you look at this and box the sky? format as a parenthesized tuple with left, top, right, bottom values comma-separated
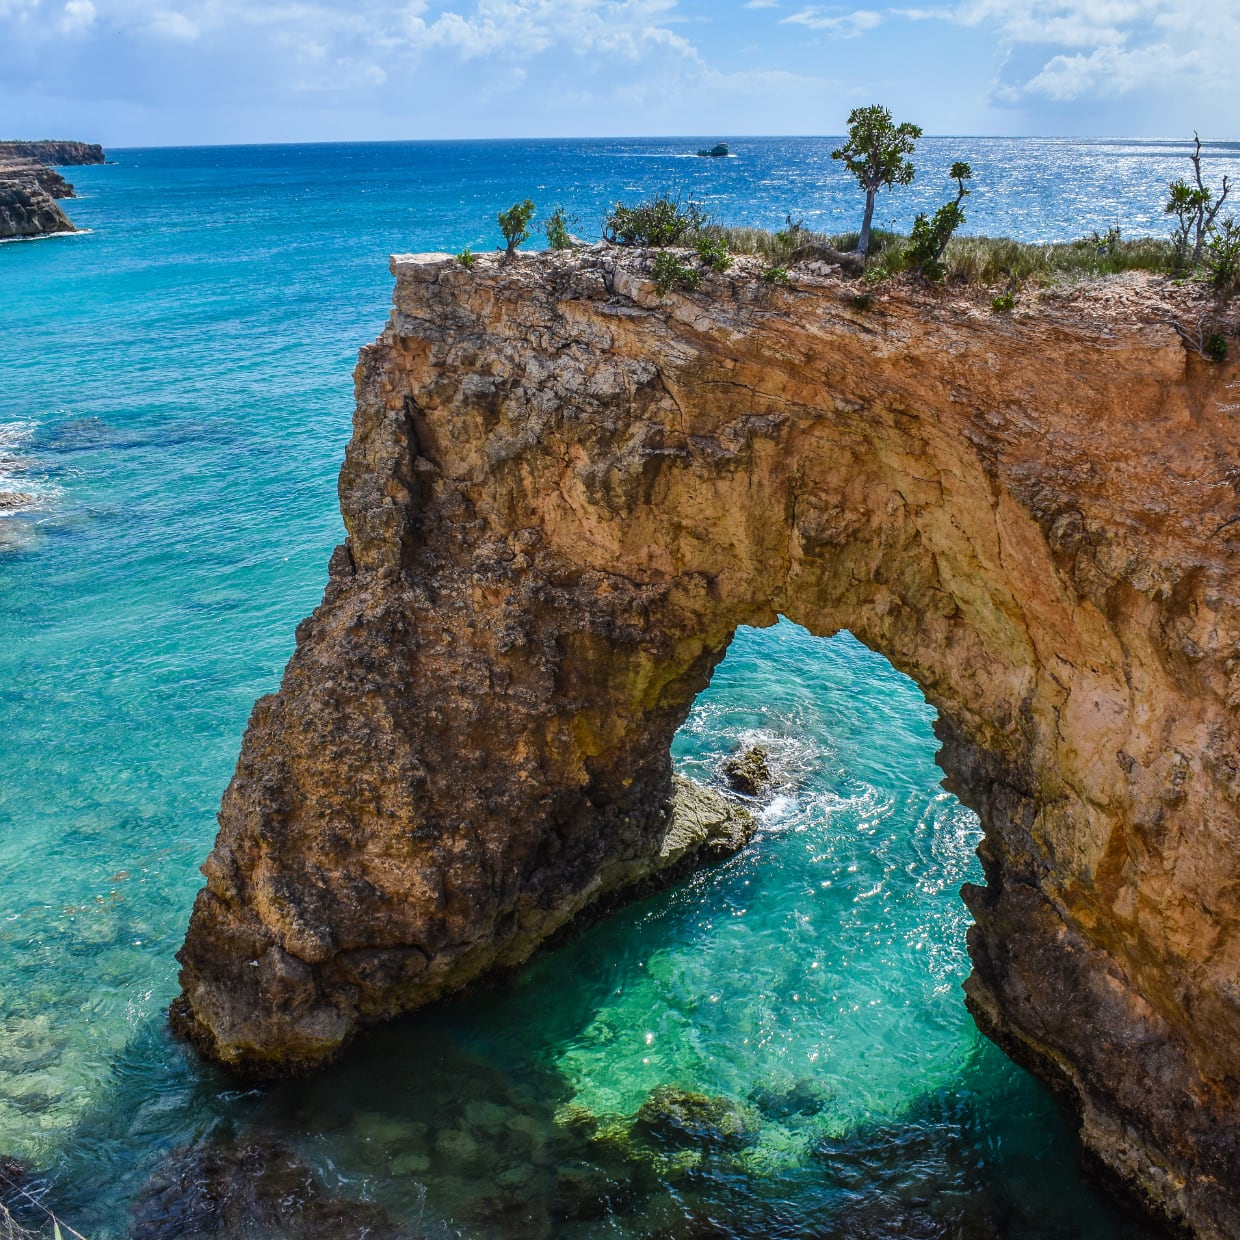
(1, 0, 1238, 146)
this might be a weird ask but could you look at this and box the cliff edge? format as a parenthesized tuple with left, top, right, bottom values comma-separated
(0, 140, 103, 239)
(0, 140, 104, 167)
(174, 249, 1240, 1239)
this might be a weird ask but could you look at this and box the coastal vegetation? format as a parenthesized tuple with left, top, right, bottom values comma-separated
(650, 250, 701, 295)
(694, 233, 732, 272)
(466, 121, 1232, 352)
(543, 205, 578, 251)
(474, 113, 1232, 343)
(603, 194, 706, 247)
(497, 198, 535, 260)
(905, 162, 973, 281)
(831, 105, 921, 256)
(1166, 133, 1231, 268)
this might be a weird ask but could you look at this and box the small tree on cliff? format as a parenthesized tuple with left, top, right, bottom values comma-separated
(906, 161, 973, 281)
(832, 105, 922, 257)
(498, 199, 535, 261)
(1165, 132, 1231, 268)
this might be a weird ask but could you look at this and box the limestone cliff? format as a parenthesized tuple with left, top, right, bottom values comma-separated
(175, 249, 1240, 1239)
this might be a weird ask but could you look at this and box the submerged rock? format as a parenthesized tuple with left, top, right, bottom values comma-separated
(130, 1136, 408, 1239)
(747, 1077, 826, 1120)
(635, 1086, 760, 1151)
(722, 745, 772, 796)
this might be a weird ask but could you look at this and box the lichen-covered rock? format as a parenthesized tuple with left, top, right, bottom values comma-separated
(723, 745, 771, 795)
(635, 1086, 761, 1151)
(175, 249, 1240, 1239)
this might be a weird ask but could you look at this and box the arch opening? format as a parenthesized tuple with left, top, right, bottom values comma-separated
(157, 619, 1151, 1239)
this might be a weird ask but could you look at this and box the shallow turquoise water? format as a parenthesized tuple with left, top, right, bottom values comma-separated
(0, 137, 1204, 1236)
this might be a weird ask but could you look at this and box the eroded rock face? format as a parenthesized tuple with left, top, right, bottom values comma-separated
(175, 249, 1240, 1238)
(0, 140, 102, 238)
(0, 166, 75, 238)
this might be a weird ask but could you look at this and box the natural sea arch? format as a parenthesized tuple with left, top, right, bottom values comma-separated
(174, 251, 1240, 1239)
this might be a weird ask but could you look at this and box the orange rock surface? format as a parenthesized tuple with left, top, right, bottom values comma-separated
(175, 249, 1240, 1238)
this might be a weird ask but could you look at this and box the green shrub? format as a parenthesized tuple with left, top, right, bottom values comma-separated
(604, 195, 706, 247)
(498, 199, 535, 259)
(1165, 134, 1232, 269)
(544, 206, 578, 251)
(1207, 218, 1240, 295)
(695, 234, 732, 272)
(906, 162, 973, 281)
(1206, 333, 1229, 362)
(763, 265, 791, 286)
(651, 251, 702, 295)
(991, 293, 1016, 311)
(623, 217, 1177, 291)
(456, 247, 476, 269)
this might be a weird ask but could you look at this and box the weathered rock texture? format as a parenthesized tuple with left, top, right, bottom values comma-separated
(176, 249, 1240, 1239)
(0, 140, 102, 238)
(0, 164, 75, 238)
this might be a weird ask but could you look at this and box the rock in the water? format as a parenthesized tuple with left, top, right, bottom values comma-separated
(659, 776, 756, 868)
(722, 745, 772, 795)
(0, 168, 75, 239)
(130, 1136, 408, 1239)
(748, 1077, 826, 1119)
(635, 1086, 760, 1151)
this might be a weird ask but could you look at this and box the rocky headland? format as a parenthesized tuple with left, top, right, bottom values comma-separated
(0, 140, 105, 167)
(175, 247, 1240, 1239)
(0, 139, 103, 240)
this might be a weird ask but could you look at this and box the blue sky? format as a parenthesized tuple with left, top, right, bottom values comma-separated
(1, 0, 1237, 145)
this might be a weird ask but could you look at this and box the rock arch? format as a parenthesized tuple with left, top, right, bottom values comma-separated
(174, 252, 1240, 1238)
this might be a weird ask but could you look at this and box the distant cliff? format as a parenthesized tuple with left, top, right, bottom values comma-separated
(0, 139, 103, 239)
(0, 140, 104, 167)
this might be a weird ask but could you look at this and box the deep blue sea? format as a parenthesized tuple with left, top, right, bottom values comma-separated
(4, 135, 1231, 1237)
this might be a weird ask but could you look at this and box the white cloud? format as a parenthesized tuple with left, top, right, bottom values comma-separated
(0, 0, 836, 138)
(1011, 40, 1197, 101)
(909, 0, 1240, 107)
(781, 7, 883, 36)
(954, 0, 1166, 47)
(60, 0, 97, 33)
(142, 9, 200, 42)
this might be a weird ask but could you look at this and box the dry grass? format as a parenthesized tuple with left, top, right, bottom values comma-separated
(700, 222, 1177, 289)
